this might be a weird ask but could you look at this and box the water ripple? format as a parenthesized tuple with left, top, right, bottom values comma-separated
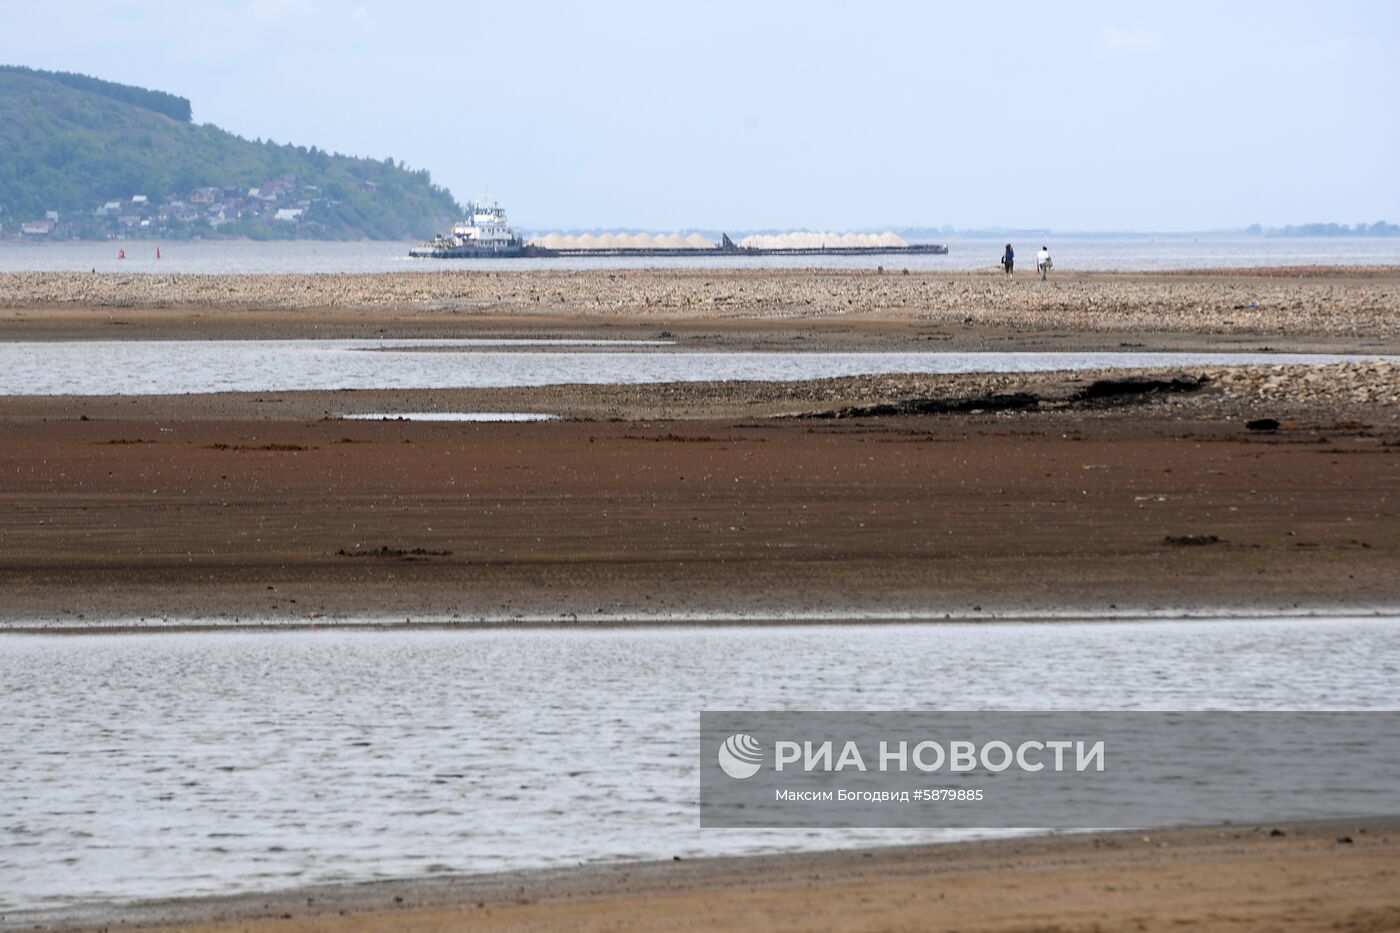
(0, 618, 1396, 911)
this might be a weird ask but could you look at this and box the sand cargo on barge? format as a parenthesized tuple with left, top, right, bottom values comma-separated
(409, 201, 948, 259)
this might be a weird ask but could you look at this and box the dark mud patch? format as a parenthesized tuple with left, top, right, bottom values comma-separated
(1163, 534, 1223, 547)
(800, 375, 1211, 420)
(336, 546, 454, 560)
(801, 393, 1042, 419)
(206, 443, 311, 452)
(1072, 374, 1210, 402)
(622, 433, 768, 443)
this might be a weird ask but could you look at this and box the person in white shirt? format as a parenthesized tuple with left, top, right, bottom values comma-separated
(1036, 246, 1052, 280)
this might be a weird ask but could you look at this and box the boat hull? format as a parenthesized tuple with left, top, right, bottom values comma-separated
(408, 244, 526, 258)
(523, 244, 950, 257)
(411, 244, 949, 259)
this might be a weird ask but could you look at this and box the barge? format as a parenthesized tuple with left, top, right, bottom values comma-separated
(527, 233, 949, 257)
(410, 204, 949, 259)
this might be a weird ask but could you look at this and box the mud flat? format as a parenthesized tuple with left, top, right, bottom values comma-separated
(23, 821, 1400, 933)
(1, 360, 1396, 625)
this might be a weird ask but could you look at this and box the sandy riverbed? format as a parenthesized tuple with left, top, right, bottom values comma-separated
(3, 267, 1398, 931)
(1, 359, 1397, 625)
(1, 268, 1397, 623)
(2, 266, 1399, 345)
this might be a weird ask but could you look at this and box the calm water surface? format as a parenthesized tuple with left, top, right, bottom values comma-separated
(1, 235, 1397, 274)
(0, 340, 1384, 397)
(1, 618, 1396, 913)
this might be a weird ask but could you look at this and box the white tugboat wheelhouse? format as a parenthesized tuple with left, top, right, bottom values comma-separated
(409, 197, 525, 258)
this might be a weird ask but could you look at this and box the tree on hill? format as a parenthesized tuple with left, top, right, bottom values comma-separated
(0, 66, 462, 240)
(0, 64, 193, 122)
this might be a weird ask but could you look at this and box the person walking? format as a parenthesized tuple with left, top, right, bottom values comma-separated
(1001, 243, 1015, 274)
(1036, 245, 1052, 280)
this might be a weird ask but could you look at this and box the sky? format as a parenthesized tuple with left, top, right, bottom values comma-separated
(3, 0, 1398, 232)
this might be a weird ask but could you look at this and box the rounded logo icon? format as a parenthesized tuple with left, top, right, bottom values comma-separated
(717, 733, 764, 779)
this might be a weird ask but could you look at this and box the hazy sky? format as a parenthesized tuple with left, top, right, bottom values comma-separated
(4, 0, 1397, 231)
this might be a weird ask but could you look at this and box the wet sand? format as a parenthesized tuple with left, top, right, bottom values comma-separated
(27, 821, 1400, 933)
(2, 371, 1397, 624)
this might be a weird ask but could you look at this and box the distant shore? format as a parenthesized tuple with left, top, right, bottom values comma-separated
(19, 820, 1400, 933)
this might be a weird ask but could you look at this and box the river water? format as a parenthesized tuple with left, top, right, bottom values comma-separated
(0, 340, 1386, 397)
(1, 235, 1397, 274)
(1, 618, 1396, 914)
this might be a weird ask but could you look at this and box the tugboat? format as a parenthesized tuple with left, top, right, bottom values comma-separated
(409, 199, 524, 258)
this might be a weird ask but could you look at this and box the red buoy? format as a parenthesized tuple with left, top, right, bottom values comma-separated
(118, 249, 125, 259)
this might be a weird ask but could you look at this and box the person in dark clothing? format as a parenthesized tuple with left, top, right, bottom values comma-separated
(1001, 243, 1015, 274)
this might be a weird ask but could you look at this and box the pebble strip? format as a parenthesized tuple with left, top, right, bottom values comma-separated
(2, 267, 1398, 338)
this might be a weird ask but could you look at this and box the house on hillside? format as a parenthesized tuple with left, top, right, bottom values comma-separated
(273, 208, 304, 222)
(21, 220, 56, 236)
(265, 175, 296, 199)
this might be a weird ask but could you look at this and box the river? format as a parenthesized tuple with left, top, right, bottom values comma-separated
(1, 234, 1397, 274)
(1, 617, 1396, 913)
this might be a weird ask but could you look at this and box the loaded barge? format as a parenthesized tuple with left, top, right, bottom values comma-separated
(409, 202, 948, 259)
(538, 233, 950, 258)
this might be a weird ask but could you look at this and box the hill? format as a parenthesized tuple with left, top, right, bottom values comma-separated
(0, 66, 462, 240)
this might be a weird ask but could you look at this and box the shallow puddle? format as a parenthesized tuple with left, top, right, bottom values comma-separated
(0, 339, 1388, 396)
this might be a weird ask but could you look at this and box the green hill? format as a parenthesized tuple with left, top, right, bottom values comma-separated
(0, 66, 462, 240)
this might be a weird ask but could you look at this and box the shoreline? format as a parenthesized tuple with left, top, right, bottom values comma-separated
(15, 819, 1399, 933)
(4, 608, 1399, 637)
